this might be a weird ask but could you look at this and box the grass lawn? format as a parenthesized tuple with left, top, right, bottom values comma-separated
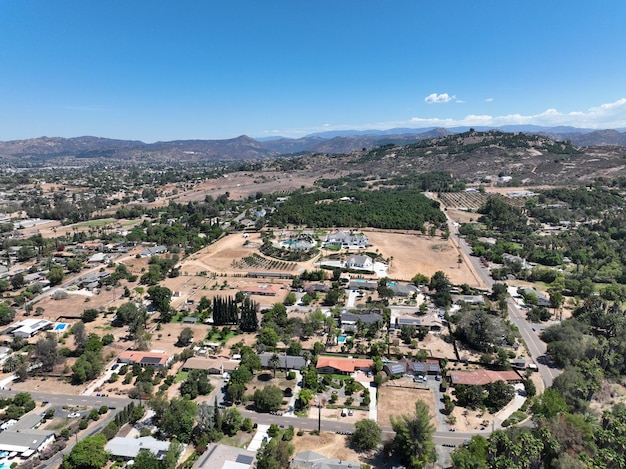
(220, 431, 254, 448)
(207, 330, 238, 344)
(175, 371, 189, 383)
(71, 218, 118, 228)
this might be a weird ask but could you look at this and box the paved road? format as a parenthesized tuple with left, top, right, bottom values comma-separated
(0, 390, 131, 469)
(433, 193, 562, 389)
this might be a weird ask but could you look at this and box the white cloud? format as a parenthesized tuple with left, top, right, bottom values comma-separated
(408, 98, 626, 129)
(424, 93, 456, 104)
(271, 98, 626, 138)
(485, 98, 494, 102)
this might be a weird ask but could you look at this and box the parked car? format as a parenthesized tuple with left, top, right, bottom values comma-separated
(68, 412, 81, 418)
(348, 409, 354, 416)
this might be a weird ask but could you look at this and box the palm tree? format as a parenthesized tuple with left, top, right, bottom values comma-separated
(269, 353, 281, 379)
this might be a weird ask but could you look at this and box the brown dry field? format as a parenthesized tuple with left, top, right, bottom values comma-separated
(377, 382, 437, 428)
(183, 232, 318, 276)
(172, 171, 321, 203)
(364, 230, 482, 287)
(292, 432, 367, 465)
(389, 333, 457, 361)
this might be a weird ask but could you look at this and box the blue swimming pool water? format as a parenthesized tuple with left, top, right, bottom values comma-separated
(338, 335, 346, 344)
(54, 323, 69, 331)
(388, 282, 396, 287)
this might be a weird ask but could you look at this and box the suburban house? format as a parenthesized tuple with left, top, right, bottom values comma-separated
(291, 450, 360, 469)
(316, 356, 373, 375)
(520, 287, 551, 307)
(9, 319, 53, 338)
(391, 316, 444, 333)
(192, 443, 256, 469)
(141, 245, 167, 257)
(451, 295, 486, 305)
(340, 311, 383, 331)
(240, 284, 281, 296)
(390, 283, 420, 297)
(449, 369, 522, 387)
(105, 437, 170, 461)
(0, 413, 55, 458)
(304, 283, 331, 294)
(281, 233, 316, 250)
(399, 357, 441, 376)
(345, 255, 374, 272)
(348, 279, 378, 291)
(182, 356, 240, 375)
(78, 271, 110, 289)
(258, 353, 306, 371)
(118, 350, 173, 368)
(323, 230, 369, 249)
(383, 362, 405, 377)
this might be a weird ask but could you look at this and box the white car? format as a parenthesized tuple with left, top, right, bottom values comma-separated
(68, 412, 81, 418)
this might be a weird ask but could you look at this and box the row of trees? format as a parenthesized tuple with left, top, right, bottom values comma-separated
(211, 295, 259, 332)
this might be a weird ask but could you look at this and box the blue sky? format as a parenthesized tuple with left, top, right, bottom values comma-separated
(1, 1, 625, 142)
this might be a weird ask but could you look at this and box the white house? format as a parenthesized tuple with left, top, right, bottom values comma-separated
(323, 230, 368, 249)
(345, 255, 374, 272)
(10, 319, 53, 338)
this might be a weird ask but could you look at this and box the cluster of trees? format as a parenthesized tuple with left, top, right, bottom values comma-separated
(455, 381, 516, 413)
(0, 392, 36, 420)
(452, 309, 516, 353)
(453, 400, 626, 469)
(268, 188, 447, 231)
(226, 345, 262, 404)
(180, 369, 214, 399)
(211, 295, 259, 332)
(140, 255, 179, 285)
(72, 333, 106, 384)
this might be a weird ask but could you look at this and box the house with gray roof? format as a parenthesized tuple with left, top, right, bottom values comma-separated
(0, 412, 55, 457)
(390, 283, 419, 297)
(192, 443, 256, 469)
(105, 436, 170, 461)
(141, 245, 167, 257)
(323, 230, 368, 249)
(345, 255, 373, 272)
(384, 362, 405, 376)
(291, 450, 360, 469)
(258, 353, 306, 371)
(340, 311, 383, 331)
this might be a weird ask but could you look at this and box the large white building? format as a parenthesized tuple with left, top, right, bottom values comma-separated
(9, 319, 53, 338)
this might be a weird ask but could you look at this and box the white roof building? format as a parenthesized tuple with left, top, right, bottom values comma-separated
(10, 319, 53, 338)
(105, 437, 170, 460)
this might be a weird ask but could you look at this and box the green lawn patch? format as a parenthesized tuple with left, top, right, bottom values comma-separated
(175, 371, 189, 383)
(502, 411, 527, 427)
(71, 218, 117, 228)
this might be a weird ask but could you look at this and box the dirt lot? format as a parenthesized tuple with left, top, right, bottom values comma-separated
(183, 232, 317, 276)
(292, 431, 369, 465)
(389, 332, 457, 361)
(167, 170, 323, 204)
(377, 382, 437, 428)
(364, 231, 482, 287)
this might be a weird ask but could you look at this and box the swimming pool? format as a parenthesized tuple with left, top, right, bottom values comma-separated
(338, 335, 347, 344)
(54, 323, 69, 331)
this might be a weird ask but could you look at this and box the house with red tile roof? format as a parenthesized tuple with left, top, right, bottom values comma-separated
(316, 356, 373, 375)
(118, 350, 173, 368)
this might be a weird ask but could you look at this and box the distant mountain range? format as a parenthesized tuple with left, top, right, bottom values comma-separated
(1, 126, 625, 163)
